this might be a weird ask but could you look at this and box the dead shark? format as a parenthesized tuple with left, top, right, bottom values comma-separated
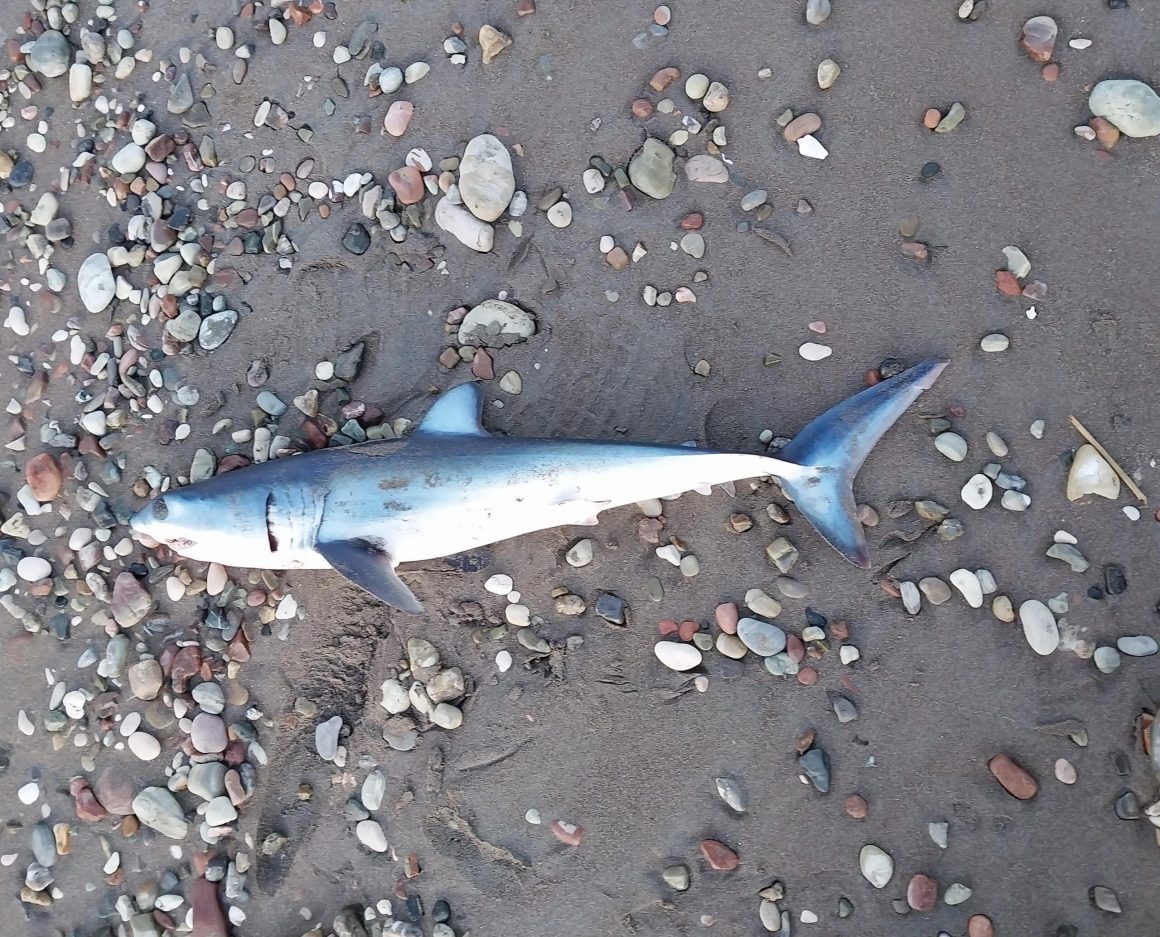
(130, 358, 948, 613)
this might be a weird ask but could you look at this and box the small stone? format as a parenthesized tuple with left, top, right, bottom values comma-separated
(78, 254, 115, 314)
(1021, 15, 1058, 63)
(357, 819, 388, 852)
(565, 539, 593, 567)
(1066, 444, 1120, 500)
(1116, 635, 1159, 657)
(798, 747, 830, 792)
(799, 342, 832, 361)
(968, 914, 994, 937)
(628, 139, 676, 200)
(1089, 79, 1160, 138)
(923, 108, 941, 129)
(1090, 886, 1121, 914)
(685, 154, 729, 183)
(919, 577, 952, 606)
(128, 732, 161, 761)
(111, 143, 147, 175)
(28, 30, 71, 78)
(945, 883, 972, 905)
(131, 788, 188, 839)
(192, 713, 228, 753)
(845, 794, 868, 818)
(859, 844, 893, 889)
(817, 59, 840, 89)
(478, 25, 512, 64)
(1094, 646, 1121, 673)
(715, 777, 747, 812)
(662, 864, 689, 890)
(805, 0, 831, 26)
(900, 581, 921, 614)
(1019, 600, 1059, 655)
(654, 642, 702, 671)
(934, 102, 966, 133)
(950, 569, 983, 607)
(702, 81, 730, 112)
(980, 333, 1009, 352)
(25, 453, 62, 502)
(736, 618, 787, 656)
(547, 201, 573, 228)
(934, 432, 967, 461)
(458, 300, 535, 346)
(699, 839, 739, 870)
(383, 101, 414, 137)
(988, 754, 1037, 799)
(1047, 543, 1089, 573)
(907, 874, 938, 912)
(797, 135, 829, 159)
(961, 474, 993, 509)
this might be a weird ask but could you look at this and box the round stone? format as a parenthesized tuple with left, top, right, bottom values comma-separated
(127, 732, 161, 761)
(980, 333, 1009, 352)
(934, 432, 967, 461)
(1116, 635, 1158, 656)
(961, 473, 993, 509)
(654, 641, 702, 672)
(736, 618, 787, 656)
(1019, 600, 1059, 655)
(859, 844, 893, 889)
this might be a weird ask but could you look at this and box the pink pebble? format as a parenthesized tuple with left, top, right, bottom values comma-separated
(808, 320, 827, 334)
(383, 100, 414, 138)
(715, 602, 739, 634)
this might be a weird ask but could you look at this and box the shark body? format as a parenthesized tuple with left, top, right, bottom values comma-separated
(131, 358, 948, 613)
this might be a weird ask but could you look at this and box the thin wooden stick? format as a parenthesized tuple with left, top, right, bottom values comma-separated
(1068, 415, 1147, 504)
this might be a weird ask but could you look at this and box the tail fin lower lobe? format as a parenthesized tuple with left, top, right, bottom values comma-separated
(776, 358, 948, 567)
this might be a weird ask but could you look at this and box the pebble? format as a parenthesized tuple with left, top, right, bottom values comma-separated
(859, 844, 893, 889)
(968, 914, 994, 937)
(662, 864, 689, 890)
(1021, 15, 1057, 62)
(950, 569, 983, 607)
(628, 138, 676, 199)
(654, 642, 702, 671)
(1019, 600, 1059, 655)
(111, 143, 147, 175)
(1089, 79, 1160, 138)
(805, 0, 831, 26)
(699, 839, 739, 870)
(78, 254, 116, 314)
(431, 703, 464, 729)
(798, 747, 830, 792)
(436, 198, 494, 252)
(1093, 646, 1120, 673)
(1090, 886, 1121, 914)
(1116, 635, 1158, 657)
(17, 557, 51, 582)
(961, 474, 992, 509)
(547, 201, 573, 228)
(565, 539, 593, 567)
(702, 82, 730, 112)
(716, 633, 747, 659)
(759, 900, 781, 931)
(1046, 543, 1089, 573)
(356, 819, 388, 852)
(934, 432, 967, 461)
(945, 883, 972, 905)
(583, 169, 605, 194)
(458, 135, 516, 222)
(128, 732, 161, 761)
(680, 232, 705, 258)
(28, 30, 71, 78)
(907, 874, 938, 912)
(784, 113, 822, 142)
(1066, 444, 1120, 500)
(737, 618, 786, 656)
(715, 777, 747, 812)
(685, 155, 729, 183)
(192, 713, 228, 753)
(1029, 419, 1045, 438)
(817, 59, 840, 90)
(935, 102, 967, 133)
(1001, 490, 1030, 511)
(980, 333, 1009, 352)
(685, 73, 710, 100)
(988, 754, 1037, 799)
(845, 794, 868, 818)
(131, 788, 188, 839)
(797, 135, 829, 159)
(799, 342, 832, 361)
(478, 24, 512, 64)
(919, 577, 951, 605)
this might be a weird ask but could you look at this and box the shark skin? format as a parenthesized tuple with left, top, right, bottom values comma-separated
(130, 358, 948, 613)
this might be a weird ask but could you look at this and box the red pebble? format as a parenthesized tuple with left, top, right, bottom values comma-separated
(968, 914, 994, 937)
(680, 212, 704, 230)
(550, 819, 585, 846)
(797, 666, 818, 686)
(907, 874, 938, 912)
(70, 779, 107, 822)
(844, 793, 868, 818)
(678, 620, 699, 641)
(699, 839, 739, 870)
(1042, 62, 1060, 82)
(631, 98, 654, 118)
(864, 368, 881, 386)
(658, 618, 679, 636)
(995, 270, 1022, 296)
(714, 602, 738, 634)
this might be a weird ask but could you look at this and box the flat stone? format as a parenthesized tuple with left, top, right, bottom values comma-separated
(1089, 79, 1160, 138)
(907, 874, 938, 912)
(900, 581, 921, 614)
(1090, 886, 1122, 914)
(797, 134, 828, 159)
(746, 589, 782, 618)
(684, 154, 729, 183)
(799, 342, 832, 361)
(776, 576, 809, 598)
(187, 762, 228, 801)
(191, 713, 228, 753)
(699, 839, 739, 870)
(1019, 600, 1059, 655)
(945, 883, 972, 905)
(131, 787, 188, 839)
(654, 641, 701, 671)
(1046, 543, 1089, 573)
(198, 310, 238, 350)
(716, 633, 747, 658)
(988, 754, 1037, 799)
(1021, 15, 1057, 62)
(28, 30, 71, 78)
(817, 59, 840, 89)
(798, 747, 830, 792)
(356, 819, 388, 852)
(662, 863, 689, 890)
(784, 113, 821, 142)
(805, 0, 831, 25)
(934, 101, 966, 133)
(205, 796, 237, 826)
(94, 768, 135, 816)
(436, 197, 494, 252)
(459, 134, 516, 221)
(1093, 645, 1120, 673)
(78, 254, 115, 313)
(934, 432, 967, 461)
(919, 577, 951, 605)
(595, 593, 626, 625)
(950, 569, 983, 607)
(1066, 444, 1120, 500)
(1116, 635, 1158, 657)
(457, 299, 534, 346)
(859, 844, 893, 889)
(565, 539, 593, 567)
(961, 473, 993, 509)
(128, 732, 161, 761)
(715, 776, 747, 812)
(736, 618, 786, 656)
(629, 139, 676, 199)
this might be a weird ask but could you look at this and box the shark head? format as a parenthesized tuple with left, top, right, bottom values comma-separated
(130, 484, 272, 566)
(130, 490, 207, 555)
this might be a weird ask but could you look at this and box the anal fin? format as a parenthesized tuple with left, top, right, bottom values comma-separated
(316, 539, 424, 614)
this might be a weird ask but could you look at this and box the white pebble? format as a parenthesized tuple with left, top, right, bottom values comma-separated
(495, 650, 513, 672)
(934, 432, 967, 462)
(18, 782, 40, 805)
(798, 342, 832, 361)
(484, 573, 513, 594)
(949, 568, 983, 608)
(960, 473, 992, 509)
(654, 641, 702, 672)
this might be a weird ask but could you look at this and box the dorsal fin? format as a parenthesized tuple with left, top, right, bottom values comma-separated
(415, 383, 489, 437)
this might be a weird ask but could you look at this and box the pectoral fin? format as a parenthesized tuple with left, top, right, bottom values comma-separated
(316, 539, 424, 614)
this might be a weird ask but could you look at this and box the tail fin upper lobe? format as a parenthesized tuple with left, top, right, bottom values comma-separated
(777, 358, 948, 568)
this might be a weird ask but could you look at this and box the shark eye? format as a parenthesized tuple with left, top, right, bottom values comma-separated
(151, 497, 169, 520)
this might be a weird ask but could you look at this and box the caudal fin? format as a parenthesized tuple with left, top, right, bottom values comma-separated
(776, 358, 948, 568)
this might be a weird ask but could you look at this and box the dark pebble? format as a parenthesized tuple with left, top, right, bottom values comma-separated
(404, 894, 423, 921)
(804, 607, 827, 627)
(1111, 751, 1130, 776)
(344, 799, 370, 821)
(341, 222, 371, 255)
(838, 897, 854, 918)
(919, 161, 940, 180)
(334, 341, 365, 381)
(1088, 585, 1104, 600)
(717, 657, 746, 679)
(1114, 790, 1140, 820)
(595, 593, 627, 625)
(1103, 563, 1127, 594)
(797, 747, 830, 793)
(892, 898, 910, 915)
(433, 900, 451, 923)
(10, 160, 34, 187)
(1107, 0, 1128, 7)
